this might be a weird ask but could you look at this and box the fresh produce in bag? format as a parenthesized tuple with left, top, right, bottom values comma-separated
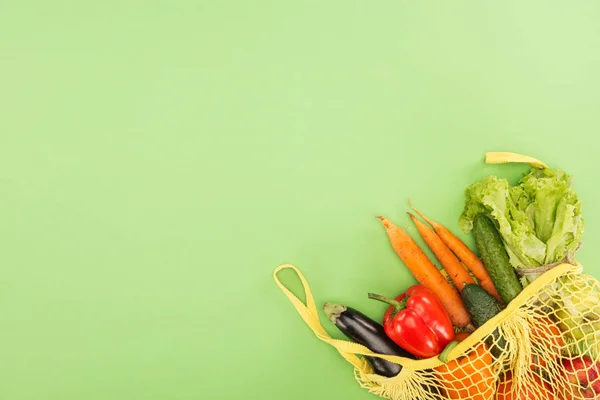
(273, 152, 600, 400)
(460, 153, 599, 340)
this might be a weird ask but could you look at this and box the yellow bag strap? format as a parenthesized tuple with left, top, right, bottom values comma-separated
(486, 152, 548, 169)
(273, 264, 418, 369)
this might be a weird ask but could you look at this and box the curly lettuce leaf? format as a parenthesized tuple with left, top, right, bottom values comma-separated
(459, 167, 583, 272)
(519, 168, 583, 264)
(459, 176, 545, 269)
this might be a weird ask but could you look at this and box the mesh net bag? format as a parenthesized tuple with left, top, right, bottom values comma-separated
(274, 153, 599, 399)
(274, 262, 600, 400)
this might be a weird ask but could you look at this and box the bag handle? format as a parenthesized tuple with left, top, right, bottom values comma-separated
(273, 264, 417, 370)
(486, 152, 548, 169)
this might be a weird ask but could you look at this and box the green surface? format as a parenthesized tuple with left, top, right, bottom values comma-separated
(2, 1, 600, 399)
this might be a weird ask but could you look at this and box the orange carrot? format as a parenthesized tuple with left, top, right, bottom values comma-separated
(408, 212, 475, 291)
(377, 216, 471, 327)
(409, 203, 503, 303)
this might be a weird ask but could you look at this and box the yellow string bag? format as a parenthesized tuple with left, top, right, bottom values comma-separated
(274, 153, 600, 400)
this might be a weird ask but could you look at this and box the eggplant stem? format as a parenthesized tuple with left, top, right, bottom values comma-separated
(323, 302, 346, 324)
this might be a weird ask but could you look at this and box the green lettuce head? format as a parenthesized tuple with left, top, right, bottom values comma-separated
(459, 167, 583, 283)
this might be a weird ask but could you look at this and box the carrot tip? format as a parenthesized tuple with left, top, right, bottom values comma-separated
(407, 212, 420, 225)
(408, 201, 437, 228)
(376, 216, 392, 229)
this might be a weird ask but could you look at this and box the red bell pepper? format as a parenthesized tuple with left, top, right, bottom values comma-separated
(368, 285, 455, 358)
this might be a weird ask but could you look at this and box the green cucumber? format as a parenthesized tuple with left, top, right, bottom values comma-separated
(461, 284, 502, 326)
(461, 283, 506, 357)
(472, 214, 523, 304)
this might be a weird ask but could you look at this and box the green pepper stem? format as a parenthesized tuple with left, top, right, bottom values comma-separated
(438, 340, 459, 363)
(368, 293, 407, 312)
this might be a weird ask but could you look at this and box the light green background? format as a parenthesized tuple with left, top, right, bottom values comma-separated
(2, 1, 600, 399)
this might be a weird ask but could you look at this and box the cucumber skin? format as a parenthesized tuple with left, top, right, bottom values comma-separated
(461, 283, 506, 358)
(461, 284, 501, 327)
(460, 283, 500, 327)
(472, 215, 523, 304)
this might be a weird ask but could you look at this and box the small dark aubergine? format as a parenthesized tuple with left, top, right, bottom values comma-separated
(323, 302, 414, 377)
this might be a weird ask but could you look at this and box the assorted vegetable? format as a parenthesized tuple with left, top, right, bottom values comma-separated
(309, 155, 599, 399)
(368, 286, 455, 358)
